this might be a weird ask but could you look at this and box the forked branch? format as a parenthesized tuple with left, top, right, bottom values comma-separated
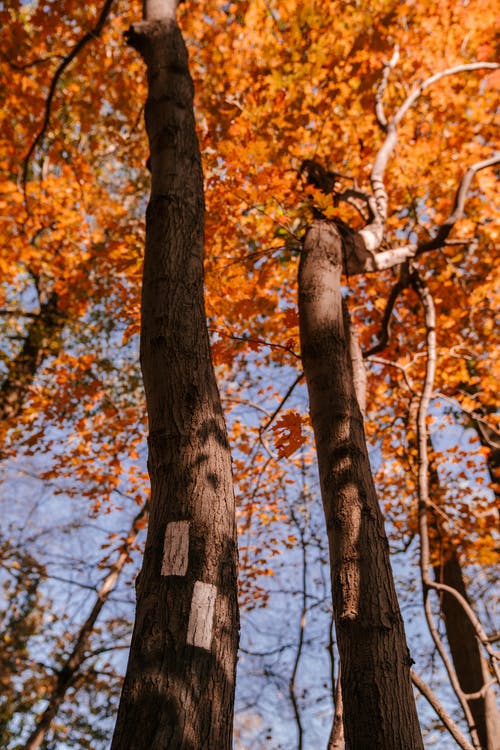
(412, 269, 500, 747)
(360, 60, 499, 255)
(411, 671, 475, 750)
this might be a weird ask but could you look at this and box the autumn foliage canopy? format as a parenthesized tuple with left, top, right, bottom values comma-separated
(0, 0, 498, 747)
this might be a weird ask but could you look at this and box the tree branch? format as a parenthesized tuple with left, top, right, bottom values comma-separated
(24, 503, 147, 750)
(22, 0, 115, 195)
(360, 61, 499, 255)
(416, 153, 500, 253)
(394, 63, 500, 127)
(363, 262, 410, 357)
(412, 269, 500, 749)
(375, 46, 400, 131)
(411, 671, 475, 750)
(259, 372, 304, 434)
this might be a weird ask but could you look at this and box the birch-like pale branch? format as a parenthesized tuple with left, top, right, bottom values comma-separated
(360, 60, 499, 255)
(365, 152, 499, 272)
(416, 152, 500, 253)
(375, 46, 400, 131)
(412, 271, 483, 747)
(412, 269, 500, 749)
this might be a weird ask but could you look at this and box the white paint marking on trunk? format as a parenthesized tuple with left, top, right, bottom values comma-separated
(161, 521, 189, 576)
(144, 0, 177, 21)
(186, 581, 217, 650)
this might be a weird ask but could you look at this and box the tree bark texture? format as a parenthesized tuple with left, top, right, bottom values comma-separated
(298, 220, 423, 750)
(111, 18, 239, 750)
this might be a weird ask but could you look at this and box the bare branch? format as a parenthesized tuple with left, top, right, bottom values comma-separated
(361, 152, 498, 272)
(361, 61, 499, 255)
(363, 262, 410, 357)
(416, 153, 500, 253)
(334, 188, 374, 222)
(411, 671, 475, 750)
(412, 270, 500, 750)
(411, 271, 482, 746)
(260, 372, 304, 434)
(289, 505, 308, 750)
(24, 503, 147, 750)
(394, 63, 500, 127)
(365, 355, 415, 394)
(1, 52, 65, 70)
(375, 46, 400, 131)
(210, 328, 301, 360)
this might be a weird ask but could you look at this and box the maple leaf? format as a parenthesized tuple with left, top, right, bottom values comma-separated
(271, 409, 306, 458)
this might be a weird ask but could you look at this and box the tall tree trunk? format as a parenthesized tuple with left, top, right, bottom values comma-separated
(298, 220, 423, 750)
(111, 5, 239, 749)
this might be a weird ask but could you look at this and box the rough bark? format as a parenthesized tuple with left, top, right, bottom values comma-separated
(111, 13, 239, 750)
(298, 219, 423, 749)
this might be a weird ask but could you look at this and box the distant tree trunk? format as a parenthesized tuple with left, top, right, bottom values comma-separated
(298, 220, 423, 749)
(111, 4, 239, 749)
(422, 435, 500, 750)
(434, 544, 500, 750)
(0, 292, 64, 425)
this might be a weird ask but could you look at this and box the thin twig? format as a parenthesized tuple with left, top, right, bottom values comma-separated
(260, 372, 304, 434)
(24, 501, 147, 750)
(289, 505, 308, 750)
(210, 328, 301, 360)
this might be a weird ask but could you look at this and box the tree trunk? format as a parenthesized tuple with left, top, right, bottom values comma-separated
(0, 292, 64, 425)
(425, 438, 500, 750)
(298, 220, 423, 750)
(434, 543, 500, 750)
(111, 8, 239, 750)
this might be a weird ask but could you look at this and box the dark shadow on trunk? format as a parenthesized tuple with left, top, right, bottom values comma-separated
(298, 220, 423, 750)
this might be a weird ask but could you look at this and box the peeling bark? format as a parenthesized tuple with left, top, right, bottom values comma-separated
(298, 220, 423, 749)
(111, 12, 239, 750)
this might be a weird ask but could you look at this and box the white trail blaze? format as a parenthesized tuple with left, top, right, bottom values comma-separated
(187, 581, 217, 650)
(161, 521, 190, 576)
